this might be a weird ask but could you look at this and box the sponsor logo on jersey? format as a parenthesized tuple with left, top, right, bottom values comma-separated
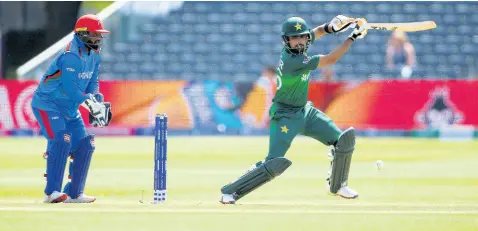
(78, 72, 94, 79)
(301, 73, 309, 82)
(303, 57, 310, 64)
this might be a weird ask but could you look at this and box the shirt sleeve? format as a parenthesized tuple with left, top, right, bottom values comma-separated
(303, 54, 320, 71)
(58, 53, 89, 103)
(283, 54, 321, 76)
(85, 61, 100, 94)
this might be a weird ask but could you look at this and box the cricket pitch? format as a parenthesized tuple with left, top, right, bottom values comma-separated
(1, 136, 477, 231)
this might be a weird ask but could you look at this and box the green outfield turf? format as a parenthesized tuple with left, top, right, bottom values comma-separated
(1, 136, 477, 231)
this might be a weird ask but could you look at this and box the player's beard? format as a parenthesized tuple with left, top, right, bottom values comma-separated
(291, 43, 305, 54)
(84, 39, 102, 51)
(88, 40, 100, 50)
(76, 32, 103, 51)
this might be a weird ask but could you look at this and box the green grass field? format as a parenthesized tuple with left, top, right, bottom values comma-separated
(1, 136, 478, 231)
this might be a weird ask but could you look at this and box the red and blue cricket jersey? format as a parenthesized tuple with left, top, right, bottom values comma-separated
(31, 35, 101, 119)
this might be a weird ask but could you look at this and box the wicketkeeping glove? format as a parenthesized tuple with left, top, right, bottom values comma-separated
(89, 102, 112, 127)
(84, 94, 108, 127)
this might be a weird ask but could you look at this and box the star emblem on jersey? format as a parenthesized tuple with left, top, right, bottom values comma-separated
(281, 125, 289, 134)
(295, 22, 302, 31)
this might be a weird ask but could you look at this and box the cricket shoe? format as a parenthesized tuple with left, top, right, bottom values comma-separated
(336, 186, 359, 199)
(326, 180, 359, 199)
(219, 194, 236, 204)
(64, 193, 96, 203)
(43, 191, 67, 203)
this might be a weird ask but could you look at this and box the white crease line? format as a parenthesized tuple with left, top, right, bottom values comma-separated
(236, 201, 478, 208)
(0, 200, 477, 208)
(0, 207, 476, 214)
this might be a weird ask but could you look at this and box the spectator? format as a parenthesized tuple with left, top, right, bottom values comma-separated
(260, 66, 277, 84)
(386, 31, 416, 79)
(240, 66, 277, 129)
(320, 66, 335, 82)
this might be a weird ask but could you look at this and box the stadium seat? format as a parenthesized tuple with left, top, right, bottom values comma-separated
(98, 2, 473, 81)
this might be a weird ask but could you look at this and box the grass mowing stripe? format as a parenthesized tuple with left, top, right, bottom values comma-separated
(0, 207, 477, 214)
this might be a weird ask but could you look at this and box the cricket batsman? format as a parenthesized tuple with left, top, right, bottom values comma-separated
(31, 14, 112, 203)
(220, 16, 368, 204)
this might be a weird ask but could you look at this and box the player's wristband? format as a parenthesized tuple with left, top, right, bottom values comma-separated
(324, 23, 332, 34)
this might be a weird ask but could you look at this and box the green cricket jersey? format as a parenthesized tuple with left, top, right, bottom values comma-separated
(273, 50, 320, 108)
(272, 29, 320, 108)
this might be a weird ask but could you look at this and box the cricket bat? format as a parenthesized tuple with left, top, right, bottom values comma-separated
(365, 21, 437, 32)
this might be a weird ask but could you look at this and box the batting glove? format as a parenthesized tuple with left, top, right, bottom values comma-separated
(348, 18, 368, 41)
(325, 15, 356, 34)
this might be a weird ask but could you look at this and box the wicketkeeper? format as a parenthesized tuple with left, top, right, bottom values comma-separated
(31, 14, 112, 203)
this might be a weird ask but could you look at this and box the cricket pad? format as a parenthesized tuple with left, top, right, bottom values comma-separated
(221, 157, 292, 201)
(330, 127, 355, 193)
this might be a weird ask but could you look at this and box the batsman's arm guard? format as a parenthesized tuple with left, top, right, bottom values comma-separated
(221, 157, 292, 201)
(329, 127, 355, 193)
